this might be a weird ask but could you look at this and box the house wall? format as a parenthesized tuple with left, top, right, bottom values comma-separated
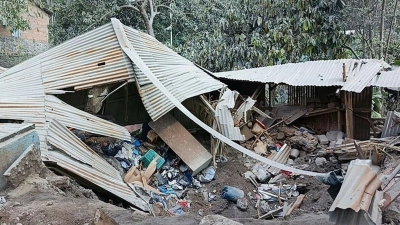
(0, 3, 49, 67)
(0, 3, 49, 42)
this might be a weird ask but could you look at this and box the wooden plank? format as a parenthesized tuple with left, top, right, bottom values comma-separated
(149, 114, 212, 176)
(345, 91, 354, 138)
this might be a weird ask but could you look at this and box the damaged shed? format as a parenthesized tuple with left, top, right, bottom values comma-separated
(214, 59, 394, 140)
(0, 18, 225, 210)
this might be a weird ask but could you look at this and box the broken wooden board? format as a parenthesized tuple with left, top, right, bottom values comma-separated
(149, 114, 212, 176)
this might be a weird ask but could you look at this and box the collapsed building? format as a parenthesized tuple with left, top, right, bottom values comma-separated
(1, 18, 400, 225)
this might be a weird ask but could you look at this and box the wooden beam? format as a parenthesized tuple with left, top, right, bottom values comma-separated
(345, 91, 354, 138)
(383, 179, 400, 210)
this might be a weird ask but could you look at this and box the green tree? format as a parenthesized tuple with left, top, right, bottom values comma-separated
(172, 0, 349, 72)
(0, 0, 30, 32)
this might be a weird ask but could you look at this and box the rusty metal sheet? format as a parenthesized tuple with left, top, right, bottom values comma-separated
(149, 114, 212, 176)
(329, 159, 382, 225)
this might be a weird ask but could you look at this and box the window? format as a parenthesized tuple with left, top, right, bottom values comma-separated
(11, 29, 22, 38)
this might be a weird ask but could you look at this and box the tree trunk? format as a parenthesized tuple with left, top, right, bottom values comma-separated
(137, 1, 155, 37)
(379, 0, 386, 59)
(384, 0, 398, 61)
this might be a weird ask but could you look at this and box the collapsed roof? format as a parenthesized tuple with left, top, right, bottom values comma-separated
(0, 18, 224, 210)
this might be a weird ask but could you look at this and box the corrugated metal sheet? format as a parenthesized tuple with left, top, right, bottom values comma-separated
(45, 95, 130, 141)
(0, 66, 7, 74)
(214, 59, 388, 93)
(341, 63, 383, 92)
(113, 18, 323, 177)
(120, 23, 225, 121)
(47, 119, 121, 178)
(215, 90, 245, 141)
(329, 159, 382, 225)
(381, 111, 400, 137)
(0, 123, 34, 140)
(373, 68, 400, 89)
(45, 151, 149, 211)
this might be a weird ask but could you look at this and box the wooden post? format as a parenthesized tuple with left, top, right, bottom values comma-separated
(338, 110, 342, 131)
(268, 83, 272, 110)
(345, 92, 354, 138)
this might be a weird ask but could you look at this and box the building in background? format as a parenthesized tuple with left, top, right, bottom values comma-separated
(0, 1, 50, 67)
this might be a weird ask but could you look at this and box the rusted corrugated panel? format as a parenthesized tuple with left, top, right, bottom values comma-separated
(214, 59, 387, 91)
(45, 95, 130, 141)
(45, 151, 149, 211)
(47, 119, 121, 178)
(40, 23, 134, 92)
(329, 159, 382, 225)
(120, 23, 225, 121)
(382, 111, 400, 137)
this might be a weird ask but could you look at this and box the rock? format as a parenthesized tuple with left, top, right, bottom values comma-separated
(287, 159, 294, 165)
(317, 135, 329, 145)
(289, 134, 318, 151)
(91, 209, 118, 225)
(277, 126, 297, 136)
(276, 132, 285, 140)
(13, 202, 21, 207)
(199, 215, 243, 225)
(315, 157, 327, 166)
(329, 157, 338, 164)
(46, 201, 53, 206)
(341, 163, 349, 171)
(198, 209, 203, 216)
(236, 198, 248, 210)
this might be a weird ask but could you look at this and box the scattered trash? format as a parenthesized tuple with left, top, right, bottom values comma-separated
(221, 186, 244, 202)
(197, 166, 216, 183)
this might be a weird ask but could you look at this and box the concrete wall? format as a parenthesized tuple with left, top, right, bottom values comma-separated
(0, 124, 39, 190)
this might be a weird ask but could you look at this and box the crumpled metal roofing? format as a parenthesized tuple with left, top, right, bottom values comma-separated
(215, 90, 245, 141)
(121, 23, 225, 121)
(329, 159, 383, 225)
(214, 59, 389, 93)
(0, 123, 34, 140)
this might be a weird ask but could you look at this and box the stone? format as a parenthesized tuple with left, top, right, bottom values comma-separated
(317, 135, 329, 145)
(287, 159, 294, 165)
(199, 215, 243, 225)
(329, 157, 338, 164)
(236, 198, 248, 210)
(335, 139, 344, 146)
(276, 132, 286, 140)
(315, 157, 327, 166)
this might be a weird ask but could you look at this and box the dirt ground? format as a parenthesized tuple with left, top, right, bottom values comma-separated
(0, 149, 336, 225)
(1, 130, 399, 225)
